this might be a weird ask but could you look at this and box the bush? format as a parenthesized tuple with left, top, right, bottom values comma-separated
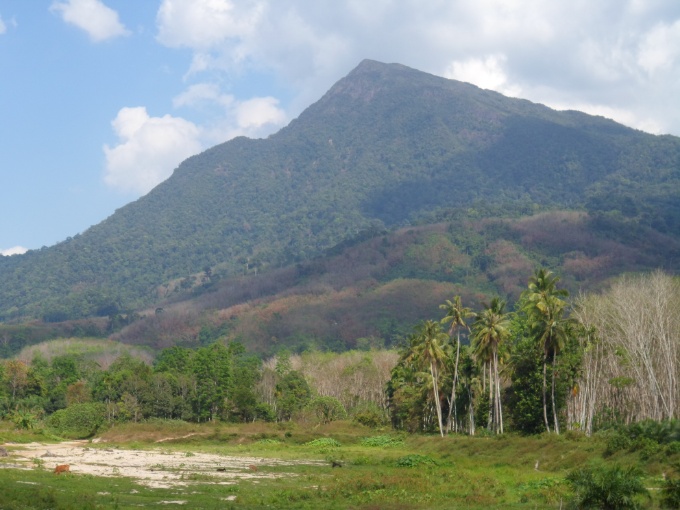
(661, 477, 680, 509)
(304, 396, 347, 425)
(46, 403, 106, 439)
(360, 435, 404, 447)
(604, 432, 632, 456)
(628, 419, 680, 444)
(665, 441, 680, 455)
(352, 402, 388, 428)
(304, 438, 341, 452)
(566, 465, 648, 509)
(395, 454, 437, 468)
(632, 437, 661, 459)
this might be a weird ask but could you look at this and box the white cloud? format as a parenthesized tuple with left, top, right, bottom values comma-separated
(444, 54, 522, 96)
(156, 0, 264, 50)
(51, 0, 130, 42)
(172, 83, 286, 144)
(549, 100, 663, 134)
(172, 83, 234, 109)
(637, 20, 680, 74)
(103, 107, 202, 195)
(0, 15, 6, 35)
(235, 97, 286, 130)
(1, 246, 28, 256)
(151, 0, 680, 137)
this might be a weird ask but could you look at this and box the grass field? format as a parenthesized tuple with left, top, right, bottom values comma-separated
(1, 420, 677, 509)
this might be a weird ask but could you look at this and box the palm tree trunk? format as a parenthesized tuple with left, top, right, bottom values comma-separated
(447, 331, 461, 433)
(488, 360, 494, 431)
(430, 363, 444, 437)
(552, 351, 560, 434)
(469, 386, 475, 435)
(543, 349, 551, 433)
(495, 351, 503, 434)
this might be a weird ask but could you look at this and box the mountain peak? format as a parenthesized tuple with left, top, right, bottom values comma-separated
(2, 59, 679, 322)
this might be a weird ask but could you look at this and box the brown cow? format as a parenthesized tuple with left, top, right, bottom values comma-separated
(54, 464, 70, 474)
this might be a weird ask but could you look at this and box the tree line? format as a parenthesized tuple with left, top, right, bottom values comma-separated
(0, 343, 393, 436)
(388, 269, 679, 436)
(0, 269, 677, 437)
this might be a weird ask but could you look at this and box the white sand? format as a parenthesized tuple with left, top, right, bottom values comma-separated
(2, 440, 323, 489)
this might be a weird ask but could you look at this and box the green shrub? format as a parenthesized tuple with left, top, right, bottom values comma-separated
(255, 438, 281, 445)
(360, 435, 404, 447)
(395, 454, 437, 468)
(46, 402, 106, 439)
(304, 396, 347, 424)
(661, 477, 680, 509)
(304, 438, 341, 452)
(628, 419, 680, 444)
(352, 402, 388, 428)
(665, 441, 680, 455)
(566, 465, 648, 509)
(632, 437, 661, 459)
(604, 433, 632, 456)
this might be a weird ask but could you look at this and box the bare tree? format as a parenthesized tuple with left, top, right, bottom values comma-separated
(570, 271, 680, 432)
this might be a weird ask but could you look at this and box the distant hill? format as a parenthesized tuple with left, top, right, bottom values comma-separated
(1, 59, 679, 323)
(103, 208, 679, 355)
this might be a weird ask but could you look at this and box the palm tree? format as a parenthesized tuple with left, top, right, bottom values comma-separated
(440, 296, 473, 433)
(472, 298, 510, 434)
(522, 268, 570, 434)
(410, 320, 449, 437)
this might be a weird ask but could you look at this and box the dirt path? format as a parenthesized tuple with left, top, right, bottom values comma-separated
(2, 440, 323, 489)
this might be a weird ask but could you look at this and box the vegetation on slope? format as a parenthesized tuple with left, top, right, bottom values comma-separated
(1, 60, 679, 322)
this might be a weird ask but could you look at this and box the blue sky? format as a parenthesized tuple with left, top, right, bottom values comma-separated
(2, 0, 680, 255)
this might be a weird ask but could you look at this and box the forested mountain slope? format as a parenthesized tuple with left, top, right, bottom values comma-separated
(2, 59, 679, 322)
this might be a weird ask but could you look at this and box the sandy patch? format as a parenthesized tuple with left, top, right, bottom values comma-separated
(2, 440, 323, 489)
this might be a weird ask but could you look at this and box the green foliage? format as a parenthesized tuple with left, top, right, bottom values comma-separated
(661, 477, 680, 509)
(11, 407, 40, 430)
(507, 329, 546, 435)
(191, 343, 232, 421)
(275, 370, 311, 421)
(604, 433, 633, 456)
(360, 435, 404, 447)
(304, 437, 341, 452)
(566, 465, 649, 509)
(602, 420, 680, 457)
(352, 402, 389, 428)
(305, 396, 347, 424)
(395, 454, 437, 467)
(627, 419, 680, 444)
(46, 402, 106, 439)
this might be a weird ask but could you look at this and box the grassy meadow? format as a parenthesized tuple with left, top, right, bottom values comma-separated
(1, 419, 678, 509)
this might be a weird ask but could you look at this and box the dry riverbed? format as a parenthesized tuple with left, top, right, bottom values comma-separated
(1, 439, 324, 489)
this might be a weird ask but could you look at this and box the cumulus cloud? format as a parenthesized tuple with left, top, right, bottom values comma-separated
(1, 246, 28, 256)
(151, 0, 680, 137)
(103, 107, 202, 194)
(444, 54, 522, 96)
(172, 83, 234, 109)
(51, 0, 130, 42)
(637, 19, 680, 74)
(171, 81, 286, 141)
(235, 96, 286, 130)
(156, 0, 264, 50)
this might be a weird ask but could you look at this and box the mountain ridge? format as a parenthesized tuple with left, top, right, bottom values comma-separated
(1, 60, 679, 322)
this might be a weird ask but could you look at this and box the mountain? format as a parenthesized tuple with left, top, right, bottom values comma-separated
(1, 59, 680, 323)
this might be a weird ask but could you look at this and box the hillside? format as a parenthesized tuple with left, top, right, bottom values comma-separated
(104, 209, 679, 355)
(1, 59, 680, 323)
